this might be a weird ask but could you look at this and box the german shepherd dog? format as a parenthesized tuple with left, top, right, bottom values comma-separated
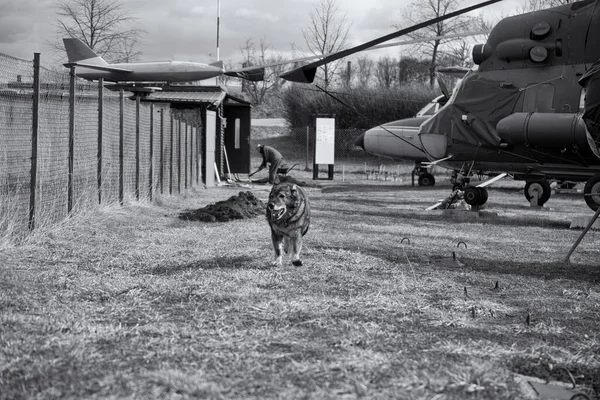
(266, 182, 310, 266)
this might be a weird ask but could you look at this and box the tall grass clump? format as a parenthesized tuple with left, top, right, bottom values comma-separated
(282, 83, 437, 129)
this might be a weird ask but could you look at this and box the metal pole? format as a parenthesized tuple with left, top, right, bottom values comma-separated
(190, 126, 194, 187)
(97, 78, 103, 204)
(178, 120, 182, 193)
(119, 89, 124, 205)
(564, 206, 600, 263)
(68, 66, 75, 213)
(169, 114, 174, 195)
(216, 0, 220, 85)
(196, 124, 200, 184)
(185, 123, 188, 189)
(29, 53, 40, 230)
(149, 103, 154, 201)
(305, 126, 309, 170)
(135, 95, 140, 200)
(160, 109, 164, 194)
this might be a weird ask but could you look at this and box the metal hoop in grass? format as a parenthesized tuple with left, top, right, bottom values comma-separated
(401, 238, 410, 245)
(457, 241, 467, 249)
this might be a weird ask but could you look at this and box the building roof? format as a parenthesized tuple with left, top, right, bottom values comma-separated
(145, 90, 227, 105)
(139, 85, 251, 107)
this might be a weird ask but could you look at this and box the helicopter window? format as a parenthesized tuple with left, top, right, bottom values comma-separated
(523, 83, 555, 112)
(417, 102, 437, 116)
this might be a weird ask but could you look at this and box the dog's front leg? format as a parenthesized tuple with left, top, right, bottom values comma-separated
(290, 234, 303, 266)
(271, 231, 284, 266)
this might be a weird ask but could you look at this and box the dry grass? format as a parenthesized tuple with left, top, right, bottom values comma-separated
(1, 176, 599, 400)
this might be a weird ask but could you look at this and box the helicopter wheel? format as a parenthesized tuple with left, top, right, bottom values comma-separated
(584, 174, 600, 211)
(464, 187, 487, 206)
(418, 172, 435, 187)
(524, 180, 551, 206)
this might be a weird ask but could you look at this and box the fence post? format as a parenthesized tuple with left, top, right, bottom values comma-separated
(160, 109, 164, 194)
(196, 124, 200, 184)
(29, 53, 40, 230)
(119, 89, 124, 205)
(97, 78, 103, 204)
(184, 123, 188, 189)
(135, 95, 140, 200)
(178, 120, 182, 193)
(169, 114, 174, 195)
(68, 66, 76, 213)
(149, 103, 154, 201)
(191, 126, 195, 187)
(305, 126, 310, 171)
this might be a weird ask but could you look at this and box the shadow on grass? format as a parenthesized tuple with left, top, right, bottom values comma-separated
(323, 202, 572, 230)
(149, 255, 273, 275)
(312, 243, 600, 283)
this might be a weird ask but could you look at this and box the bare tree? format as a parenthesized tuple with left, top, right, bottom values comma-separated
(519, 0, 574, 12)
(398, 0, 484, 87)
(239, 38, 288, 105)
(302, 0, 351, 88)
(397, 57, 430, 84)
(51, 0, 144, 63)
(375, 56, 398, 89)
(355, 56, 375, 88)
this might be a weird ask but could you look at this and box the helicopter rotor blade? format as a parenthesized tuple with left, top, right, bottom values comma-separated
(280, 0, 504, 83)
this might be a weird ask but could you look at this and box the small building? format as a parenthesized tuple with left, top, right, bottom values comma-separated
(139, 84, 252, 185)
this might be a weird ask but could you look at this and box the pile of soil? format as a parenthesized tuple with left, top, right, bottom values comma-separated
(179, 191, 266, 223)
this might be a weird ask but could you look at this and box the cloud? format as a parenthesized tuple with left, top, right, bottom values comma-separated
(234, 8, 279, 23)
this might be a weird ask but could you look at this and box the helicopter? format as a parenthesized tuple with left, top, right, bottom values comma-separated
(353, 67, 470, 187)
(280, 0, 600, 211)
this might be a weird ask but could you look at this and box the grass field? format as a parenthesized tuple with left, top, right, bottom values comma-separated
(1, 173, 599, 399)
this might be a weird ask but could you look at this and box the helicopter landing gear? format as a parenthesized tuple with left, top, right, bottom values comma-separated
(524, 180, 551, 206)
(584, 173, 600, 211)
(418, 172, 435, 187)
(412, 164, 435, 187)
(464, 187, 488, 207)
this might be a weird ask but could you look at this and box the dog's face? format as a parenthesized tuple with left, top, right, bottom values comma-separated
(267, 183, 299, 222)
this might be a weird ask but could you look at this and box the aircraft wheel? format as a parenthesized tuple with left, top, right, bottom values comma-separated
(418, 173, 435, 187)
(584, 174, 600, 211)
(524, 180, 551, 206)
(464, 187, 483, 206)
(479, 187, 488, 205)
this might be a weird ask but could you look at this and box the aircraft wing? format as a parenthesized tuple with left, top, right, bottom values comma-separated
(63, 62, 133, 73)
(224, 67, 265, 82)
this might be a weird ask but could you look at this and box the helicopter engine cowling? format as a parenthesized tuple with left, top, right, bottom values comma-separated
(496, 113, 600, 158)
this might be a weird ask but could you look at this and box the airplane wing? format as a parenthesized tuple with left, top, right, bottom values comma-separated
(224, 67, 265, 82)
(280, 0, 503, 83)
(63, 62, 133, 73)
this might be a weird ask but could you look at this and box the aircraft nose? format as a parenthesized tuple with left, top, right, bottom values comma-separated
(354, 132, 365, 150)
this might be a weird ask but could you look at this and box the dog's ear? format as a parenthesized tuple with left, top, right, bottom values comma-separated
(290, 184, 298, 201)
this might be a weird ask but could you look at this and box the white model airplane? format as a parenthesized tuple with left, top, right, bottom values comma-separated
(63, 38, 264, 83)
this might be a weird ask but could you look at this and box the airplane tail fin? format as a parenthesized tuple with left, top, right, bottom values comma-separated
(63, 38, 109, 66)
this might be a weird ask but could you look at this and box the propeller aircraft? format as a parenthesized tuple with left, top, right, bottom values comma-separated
(280, 0, 600, 212)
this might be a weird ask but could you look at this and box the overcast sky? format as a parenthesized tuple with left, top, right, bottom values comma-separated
(0, 0, 522, 67)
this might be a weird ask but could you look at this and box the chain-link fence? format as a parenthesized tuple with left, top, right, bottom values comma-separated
(0, 52, 203, 241)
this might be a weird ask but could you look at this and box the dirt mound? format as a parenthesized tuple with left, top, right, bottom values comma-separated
(179, 191, 266, 222)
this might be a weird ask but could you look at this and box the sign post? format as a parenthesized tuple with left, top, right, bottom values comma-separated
(313, 117, 335, 180)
